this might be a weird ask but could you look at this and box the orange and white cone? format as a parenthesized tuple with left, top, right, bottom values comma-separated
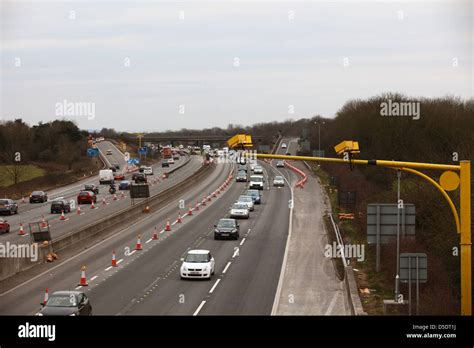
(195, 202, 200, 211)
(41, 216, 47, 228)
(202, 197, 207, 206)
(208, 195, 212, 202)
(111, 250, 117, 267)
(152, 226, 159, 240)
(102, 198, 107, 205)
(79, 266, 88, 286)
(60, 211, 66, 221)
(136, 235, 142, 250)
(18, 223, 25, 236)
(213, 191, 217, 198)
(113, 194, 118, 201)
(188, 206, 193, 216)
(121, 191, 125, 198)
(165, 219, 171, 231)
(43, 288, 49, 305)
(77, 205, 81, 215)
(21, 197, 25, 203)
(177, 212, 182, 223)
(91, 201, 95, 209)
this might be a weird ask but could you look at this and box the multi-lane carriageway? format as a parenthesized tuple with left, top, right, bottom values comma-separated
(0, 138, 349, 315)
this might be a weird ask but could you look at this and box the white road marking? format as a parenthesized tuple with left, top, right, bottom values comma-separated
(222, 262, 231, 274)
(105, 266, 112, 271)
(145, 238, 152, 244)
(90, 275, 98, 282)
(193, 300, 206, 316)
(209, 279, 221, 294)
(239, 238, 246, 246)
(232, 247, 239, 258)
(75, 286, 81, 290)
(128, 250, 136, 256)
(325, 291, 340, 315)
(117, 258, 123, 264)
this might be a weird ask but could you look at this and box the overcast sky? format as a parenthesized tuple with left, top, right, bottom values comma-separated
(1, 0, 472, 132)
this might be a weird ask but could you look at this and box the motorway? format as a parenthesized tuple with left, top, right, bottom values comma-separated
(0, 141, 202, 244)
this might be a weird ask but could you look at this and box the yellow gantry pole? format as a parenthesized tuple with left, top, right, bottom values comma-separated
(249, 152, 470, 315)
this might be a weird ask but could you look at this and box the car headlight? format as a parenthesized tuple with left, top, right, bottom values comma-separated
(36, 313, 43, 316)
(69, 312, 77, 316)
(232, 229, 237, 233)
(214, 229, 219, 233)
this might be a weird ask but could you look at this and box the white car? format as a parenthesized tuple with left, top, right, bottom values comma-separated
(180, 250, 215, 280)
(249, 175, 264, 190)
(273, 175, 285, 187)
(143, 167, 153, 175)
(106, 149, 113, 155)
(168, 158, 175, 164)
(253, 166, 263, 174)
(281, 143, 287, 149)
(230, 203, 250, 219)
(237, 195, 254, 211)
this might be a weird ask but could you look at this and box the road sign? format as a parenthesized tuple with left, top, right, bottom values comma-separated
(127, 158, 140, 165)
(130, 184, 150, 199)
(138, 147, 148, 155)
(400, 253, 427, 283)
(87, 148, 99, 157)
(338, 190, 356, 207)
(367, 203, 416, 244)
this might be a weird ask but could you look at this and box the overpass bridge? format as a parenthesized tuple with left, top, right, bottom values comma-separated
(125, 134, 266, 148)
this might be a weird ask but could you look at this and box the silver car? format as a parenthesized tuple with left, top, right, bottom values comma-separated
(237, 195, 254, 211)
(273, 176, 285, 187)
(230, 203, 250, 219)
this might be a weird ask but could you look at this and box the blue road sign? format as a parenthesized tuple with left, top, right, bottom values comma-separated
(87, 148, 99, 157)
(128, 158, 140, 165)
(138, 147, 148, 155)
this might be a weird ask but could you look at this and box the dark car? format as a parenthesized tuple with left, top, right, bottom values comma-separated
(134, 173, 147, 184)
(119, 180, 131, 190)
(0, 199, 19, 215)
(245, 189, 262, 204)
(236, 171, 247, 182)
(30, 191, 48, 203)
(77, 191, 97, 204)
(84, 184, 99, 195)
(50, 198, 71, 214)
(214, 218, 239, 240)
(0, 218, 10, 234)
(109, 166, 117, 173)
(113, 163, 120, 170)
(161, 161, 170, 168)
(37, 291, 92, 316)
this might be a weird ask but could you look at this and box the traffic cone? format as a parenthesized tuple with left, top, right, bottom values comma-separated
(213, 191, 217, 198)
(77, 205, 81, 215)
(18, 223, 25, 236)
(60, 210, 66, 220)
(43, 288, 49, 305)
(111, 250, 117, 267)
(165, 219, 171, 231)
(91, 201, 95, 209)
(79, 266, 88, 286)
(188, 206, 193, 216)
(136, 235, 142, 250)
(195, 202, 200, 211)
(102, 198, 106, 205)
(208, 195, 212, 202)
(113, 194, 118, 200)
(41, 216, 47, 228)
(177, 212, 182, 223)
(202, 197, 207, 206)
(21, 197, 25, 203)
(121, 191, 125, 198)
(152, 226, 159, 240)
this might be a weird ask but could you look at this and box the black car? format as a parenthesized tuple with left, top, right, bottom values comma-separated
(50, 198, 71, 214)
(113, 163, 120, 169)
(236, 171, 247, 182)
(162, 161, 170, 168)
(84, 184, 99, 195)
(37, 291, 92, 316)
(0, 199, 19, 215)
(134, 173, 147, 184)
(245, 189, 262, 204)
(109, 166, 117, 173)
(30, 191, 48, 203)
(214, 218, 239, 240)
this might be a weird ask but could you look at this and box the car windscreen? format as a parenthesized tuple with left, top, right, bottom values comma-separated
(250, 177, 263, 182)
(232, 203, 247, 209)
(79, 192, 90, 197)
(51, 201, 64, 205)
(32, 191, 43, 195)
(185, 253, 209, 262)
(46, 295, 77, 307)
(217, 220, 235, 228)
(275, 176, 283, 180)
(239, 196, 252, 202)
(0, 199, 9, 204)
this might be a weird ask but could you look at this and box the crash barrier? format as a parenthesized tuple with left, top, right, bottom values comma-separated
(283, 160, 308, 188)
(328, 213, 367, 316)
(0, 161, 211, 282)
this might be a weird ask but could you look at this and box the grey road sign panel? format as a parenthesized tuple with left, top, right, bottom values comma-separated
(399, 253, 427, 283)
(367, 203, 416, 244)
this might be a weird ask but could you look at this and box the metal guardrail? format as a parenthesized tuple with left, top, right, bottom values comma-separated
(328, 213, 347, 268)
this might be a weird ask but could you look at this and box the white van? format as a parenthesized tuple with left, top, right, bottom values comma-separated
(249, 175, 264, 190)
(99, 169, 114, 184)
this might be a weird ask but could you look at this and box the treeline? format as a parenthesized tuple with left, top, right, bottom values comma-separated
(0, 119, 90, 170)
